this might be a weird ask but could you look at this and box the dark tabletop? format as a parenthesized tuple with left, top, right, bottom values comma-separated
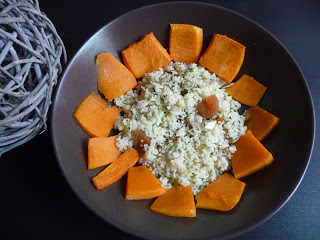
(2, 0, 319, 239)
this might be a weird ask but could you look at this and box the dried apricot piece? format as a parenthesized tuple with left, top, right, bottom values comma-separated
(196, 95, 219, 119)
(134, 130, 152, 157)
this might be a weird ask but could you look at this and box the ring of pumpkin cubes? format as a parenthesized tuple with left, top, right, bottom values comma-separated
(73, 24, 279, 217)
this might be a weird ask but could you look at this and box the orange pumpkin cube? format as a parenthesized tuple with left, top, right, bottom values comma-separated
(199, 34, 245, 83)
(96, 52, 137, 101)
(245, 106, 280, 141)
(121, 32, 172, 78)
(150, 185, 196, 218)
(169, 24, 203, 64)
(88, 136, 121, 169)
(195, 173, 246, 211)
(125, 165, 166, 200)
(226, 74, 267, 106)
(92, 148, 140, 190)
(231, 130, 274, 179)
(73, 92, 120, 137)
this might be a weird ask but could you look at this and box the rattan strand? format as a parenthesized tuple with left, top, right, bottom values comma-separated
(0, 0, 67, 156)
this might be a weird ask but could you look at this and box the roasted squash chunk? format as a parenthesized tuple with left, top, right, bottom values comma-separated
(96, 52, 137, 101)
(226, 74, 267, 106)
(122, 32, 172, 78)
(150, 185, 196, 218)
(231, 130, 274, 179)
(196, 173, 246, 211)
(92, 148, 139, 190)
(88, 136, 121, 169)
(199, 34, 245, 83)
(169, 24, 203, 64)
(73, 92, 120, 137)
(125, 165, 166, 200)
(245, 106, 279, 141)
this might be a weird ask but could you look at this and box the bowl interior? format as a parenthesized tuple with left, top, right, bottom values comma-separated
(51, 2, 314, 240)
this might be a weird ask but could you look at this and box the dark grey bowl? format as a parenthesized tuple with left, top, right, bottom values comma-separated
(51, 2, 315, 240)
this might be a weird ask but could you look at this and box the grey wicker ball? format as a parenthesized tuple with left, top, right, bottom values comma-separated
(0, 0, 67, 156)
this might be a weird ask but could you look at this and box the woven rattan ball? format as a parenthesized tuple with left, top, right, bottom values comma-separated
(0, 0, 67, 156)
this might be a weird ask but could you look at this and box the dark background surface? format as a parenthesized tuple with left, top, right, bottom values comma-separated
(1, 0, 319, 239)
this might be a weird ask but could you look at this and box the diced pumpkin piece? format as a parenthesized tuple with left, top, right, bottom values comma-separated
(96, 52, 137, 101)
(169, 24, 203, 64)
(92, 148, 139, 190)
(125, 165, 166, 200)
(73, 92, 120, 137)
(150, 185, 196, 218)
(88, 136, 121, 169)
(231, 130, 274, 179)
(226, 75, 267, 106)
(122, 32, 172, 78)
(199, 34, 245, 83)
(196, 95, 219, 119)
(134, 130, 152, 157)
(245, 106, 280, 141)
(196, 173, 246, 211)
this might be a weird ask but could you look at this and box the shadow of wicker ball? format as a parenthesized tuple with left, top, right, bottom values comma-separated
(0, 0, 67, 156)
